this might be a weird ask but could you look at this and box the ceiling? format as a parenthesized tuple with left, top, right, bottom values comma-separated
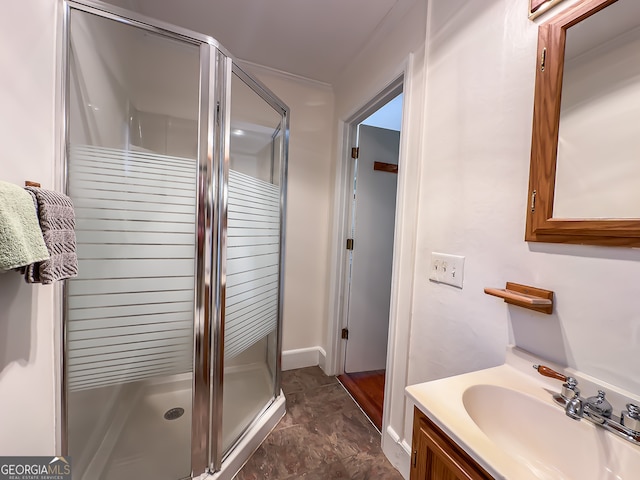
(104, 0, 411, 84)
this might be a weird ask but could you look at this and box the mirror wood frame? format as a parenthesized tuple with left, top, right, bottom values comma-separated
(525, 0, 640, 247)
(529, 0, 566, 20)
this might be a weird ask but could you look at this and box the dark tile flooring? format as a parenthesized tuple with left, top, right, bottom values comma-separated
(235, 367, 404, 480)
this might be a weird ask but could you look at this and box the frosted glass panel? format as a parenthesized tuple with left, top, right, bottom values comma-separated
(67, 145, 197, 391)
(225, 170, 280, 360)
(66, 9, 199, 480)
(221, 71, 284, 455)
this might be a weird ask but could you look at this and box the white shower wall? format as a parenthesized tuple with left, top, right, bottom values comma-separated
(69, 10, 130, 148)
(129, 107, 198, 159)
(69, 9, 199, 155)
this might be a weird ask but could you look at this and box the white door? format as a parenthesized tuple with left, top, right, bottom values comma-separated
(344, 125, 400, 373)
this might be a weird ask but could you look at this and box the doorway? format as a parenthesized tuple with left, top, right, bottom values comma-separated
(338, 88, 403, 431)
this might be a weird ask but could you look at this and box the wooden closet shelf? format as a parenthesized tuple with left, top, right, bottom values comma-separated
(484, 282, 553, 314)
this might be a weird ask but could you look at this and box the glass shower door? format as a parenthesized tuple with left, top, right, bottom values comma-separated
(65, 8, 201, 480)
(220, 67, 287, 456)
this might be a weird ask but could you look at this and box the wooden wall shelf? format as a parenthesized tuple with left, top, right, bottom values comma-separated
(373, 161, 398, 174)
(484, 282, 553, 314)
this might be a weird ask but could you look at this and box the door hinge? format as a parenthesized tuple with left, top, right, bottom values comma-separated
(412, 450, 417, 467)
(531, 189, 537, 213)
(341, 328, 349, 339)
(346, 238, 354, 250)
(351, 147, 359, 159)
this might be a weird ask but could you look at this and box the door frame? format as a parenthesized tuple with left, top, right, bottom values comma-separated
(328, 74, 404, 377)
(327, 53, 423, 478)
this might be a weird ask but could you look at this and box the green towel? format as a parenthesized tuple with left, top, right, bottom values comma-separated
(0, 181, 50, 270)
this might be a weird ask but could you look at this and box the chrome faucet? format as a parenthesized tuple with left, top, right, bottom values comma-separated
(564, 389, 612, 423)
(584, 390, 613, 424)
(533, 365, 640, 446)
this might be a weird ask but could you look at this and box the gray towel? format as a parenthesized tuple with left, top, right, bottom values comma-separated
(0, 181, 50, 270)
(24, 187, 78, 284)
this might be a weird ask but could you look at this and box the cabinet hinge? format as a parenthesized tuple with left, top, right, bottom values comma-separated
(341, 328, 349, 339)
(531, 189, 537, 213)
(412, 450, 417, 467)
(351, 147, 359, 159)
(346, 238, 354, 250)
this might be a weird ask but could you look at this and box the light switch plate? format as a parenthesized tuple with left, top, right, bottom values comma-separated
(429, 252, 465, 288)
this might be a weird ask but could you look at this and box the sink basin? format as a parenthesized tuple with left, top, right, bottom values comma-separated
(406, 348, 640, 480)
(463, 384, 640, 480)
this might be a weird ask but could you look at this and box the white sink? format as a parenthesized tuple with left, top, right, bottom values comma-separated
(463, 384, 640, 479)
(405, 347, 640, 480)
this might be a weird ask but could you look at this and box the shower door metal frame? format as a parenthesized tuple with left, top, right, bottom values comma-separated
(59, 1, 229, 476)
(210, 60, 290, 471)
(58, 1, 289, 477)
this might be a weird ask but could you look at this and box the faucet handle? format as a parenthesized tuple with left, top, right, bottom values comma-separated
(622, 404, 640, 433)
(533, 364, 567, 382)
(627, 403, 640, 418)
(586, 390, 613, 419)
(561, 377, 580, 400)
(533, 365, 579, 400)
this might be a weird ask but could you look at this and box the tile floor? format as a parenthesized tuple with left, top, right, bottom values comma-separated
(235, 367, 404, 479)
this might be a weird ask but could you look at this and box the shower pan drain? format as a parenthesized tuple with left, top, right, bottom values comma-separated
(164, 407, 185, 420)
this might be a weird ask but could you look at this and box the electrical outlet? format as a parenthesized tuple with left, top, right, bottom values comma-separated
(429, 252, 465, 288)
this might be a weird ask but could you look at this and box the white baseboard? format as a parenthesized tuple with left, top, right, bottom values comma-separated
(382, 425, 411, 480)
(281, 346, 326, 371)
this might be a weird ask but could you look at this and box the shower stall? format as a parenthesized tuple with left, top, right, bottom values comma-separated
(60, 2, 288, 479)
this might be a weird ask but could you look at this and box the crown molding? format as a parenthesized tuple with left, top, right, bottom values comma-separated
(236, 59, 334, 91)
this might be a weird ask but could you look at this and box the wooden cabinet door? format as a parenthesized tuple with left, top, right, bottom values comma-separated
(411, 407, 493, 480)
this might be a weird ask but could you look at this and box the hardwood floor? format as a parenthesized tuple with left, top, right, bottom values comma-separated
(337, 370, 385, 431)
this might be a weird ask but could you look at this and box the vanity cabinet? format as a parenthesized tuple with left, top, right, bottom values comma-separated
(411, 407, 493, 480)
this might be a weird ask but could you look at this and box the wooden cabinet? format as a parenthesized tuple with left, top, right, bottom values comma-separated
(410, 407, 493, 480)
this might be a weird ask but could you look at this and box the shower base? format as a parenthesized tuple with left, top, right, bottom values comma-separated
(73, 363, 284, 480)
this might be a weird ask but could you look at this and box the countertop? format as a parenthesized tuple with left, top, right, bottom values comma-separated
(405, 346, 640, 480)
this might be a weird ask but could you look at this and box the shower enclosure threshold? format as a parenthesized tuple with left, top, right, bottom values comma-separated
(74, 368, 285, 480)
(200, 393, 285, 480)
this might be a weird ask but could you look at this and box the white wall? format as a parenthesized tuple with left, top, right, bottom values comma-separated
(242, 65, 335, 355)
(408, 0, 640, 439)
(0, 0, 59, 454)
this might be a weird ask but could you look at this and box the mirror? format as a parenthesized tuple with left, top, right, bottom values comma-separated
(525, 0, 640, 247)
